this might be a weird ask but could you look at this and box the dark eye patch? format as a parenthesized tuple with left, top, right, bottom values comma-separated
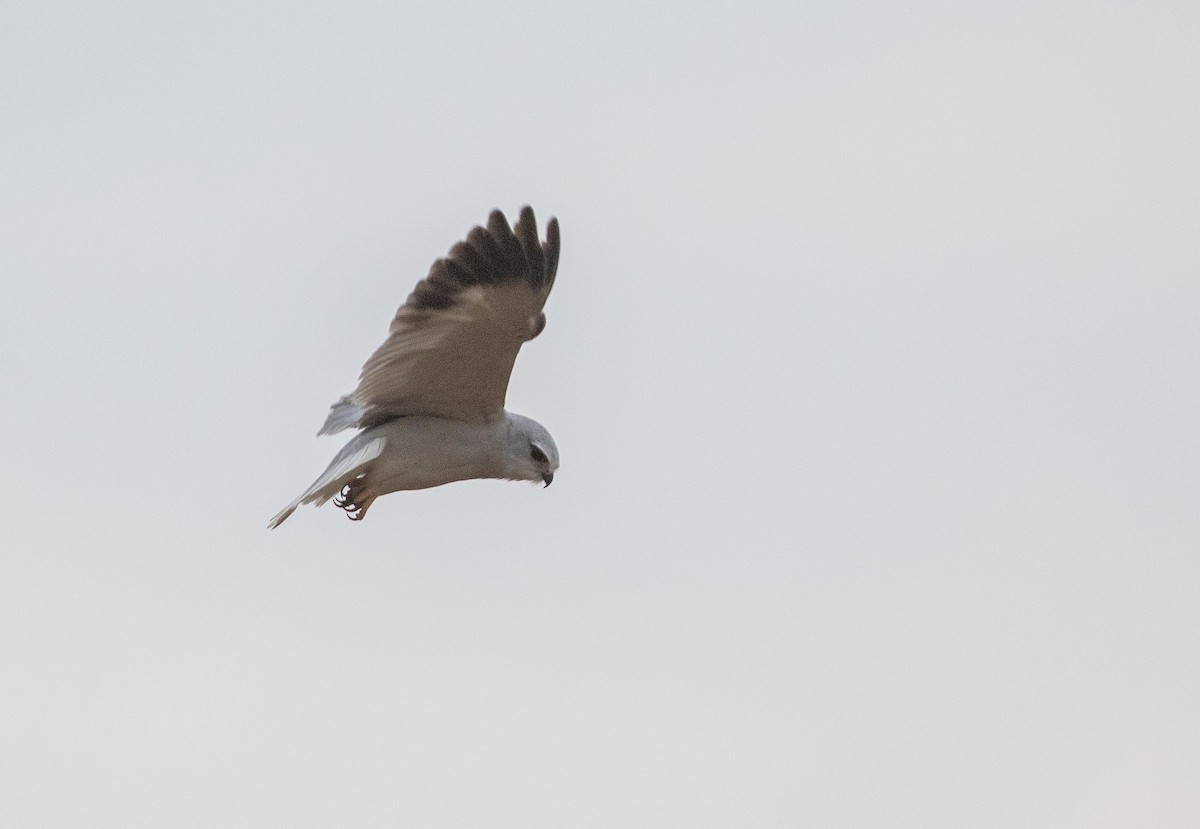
(530, 445, 548, 464)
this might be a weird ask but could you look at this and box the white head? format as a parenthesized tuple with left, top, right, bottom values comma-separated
(502, 412, 560, 487)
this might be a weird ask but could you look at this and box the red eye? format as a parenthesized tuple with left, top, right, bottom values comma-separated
(530, 446, 548, 464)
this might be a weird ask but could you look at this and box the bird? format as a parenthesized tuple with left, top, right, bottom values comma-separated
(268, 206, 561, 528)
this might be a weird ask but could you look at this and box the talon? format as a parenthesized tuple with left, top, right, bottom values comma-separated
(331, 479, 373, 522)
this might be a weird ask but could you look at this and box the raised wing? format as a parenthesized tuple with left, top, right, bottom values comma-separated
(319, 206, 560, 433)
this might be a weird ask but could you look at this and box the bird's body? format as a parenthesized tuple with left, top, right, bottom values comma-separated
(269, 207, 561, 528)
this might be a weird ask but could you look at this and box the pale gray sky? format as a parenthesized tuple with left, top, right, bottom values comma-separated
(2, 1, 1198, 826)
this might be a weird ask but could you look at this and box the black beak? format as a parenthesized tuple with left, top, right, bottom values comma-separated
(542, 472, 554, 487)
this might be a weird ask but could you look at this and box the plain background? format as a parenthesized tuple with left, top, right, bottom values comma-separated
(2, 1, 1197, 826)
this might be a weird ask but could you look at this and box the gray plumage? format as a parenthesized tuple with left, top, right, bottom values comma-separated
(269, 206, 560, 528)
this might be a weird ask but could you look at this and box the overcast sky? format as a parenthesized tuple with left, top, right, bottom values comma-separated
(2, 1, 1198, 826)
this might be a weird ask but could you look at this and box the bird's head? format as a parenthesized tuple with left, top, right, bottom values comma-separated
(506, 414, 559, 487)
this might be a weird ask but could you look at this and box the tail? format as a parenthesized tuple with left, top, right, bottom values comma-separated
(268, 436, 387, 529)
(318, 394, 365, 436)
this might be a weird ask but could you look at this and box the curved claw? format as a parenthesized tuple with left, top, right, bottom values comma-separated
(331, 479, 374, 522)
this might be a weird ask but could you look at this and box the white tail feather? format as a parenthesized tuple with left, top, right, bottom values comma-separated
(268, 436, 386, 528)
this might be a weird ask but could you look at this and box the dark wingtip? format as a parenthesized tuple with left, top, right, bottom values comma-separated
(486, 207, 525, 272)
(427, 207, 558, 296)
(543, 216, 561, 285)
(513, 205, 545, 287)
(486, 208, 510, 236)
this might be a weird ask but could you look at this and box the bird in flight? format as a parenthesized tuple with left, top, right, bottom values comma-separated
(269, 206, 560, 528)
